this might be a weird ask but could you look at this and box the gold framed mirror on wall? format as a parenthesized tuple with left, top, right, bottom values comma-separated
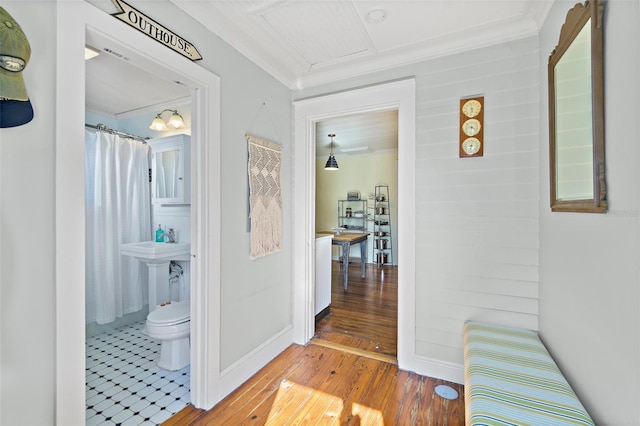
(548, 0, 606, 213)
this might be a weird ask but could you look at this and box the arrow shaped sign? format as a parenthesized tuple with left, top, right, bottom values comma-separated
(111, 0, 202, 61)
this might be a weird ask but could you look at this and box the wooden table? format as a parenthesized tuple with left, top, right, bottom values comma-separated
(322, 231, 369, 291)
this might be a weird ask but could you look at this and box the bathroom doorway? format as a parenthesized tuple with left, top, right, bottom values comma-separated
(84, 32, 193, 423)
(56, 3, 221, 423)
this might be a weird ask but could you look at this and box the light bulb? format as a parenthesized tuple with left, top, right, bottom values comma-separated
(149, 116, 167, 131)
(168, 112, 184, 129)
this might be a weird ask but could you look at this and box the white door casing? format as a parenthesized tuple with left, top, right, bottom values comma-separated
(56, 3, 221, 424)
(292, 79, 417, 369)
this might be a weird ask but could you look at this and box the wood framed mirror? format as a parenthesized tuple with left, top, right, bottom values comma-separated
(548, 0, 606, 213)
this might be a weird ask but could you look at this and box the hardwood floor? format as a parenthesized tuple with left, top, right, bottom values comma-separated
(164, 262, 466, 425)
(164, 343, 465, 425)
(314, 262, 398, 358)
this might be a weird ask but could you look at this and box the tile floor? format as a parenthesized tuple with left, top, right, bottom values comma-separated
(86, 322, 190, 426)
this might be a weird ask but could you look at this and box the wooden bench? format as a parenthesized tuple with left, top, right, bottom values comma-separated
(463, 321, 595, 425)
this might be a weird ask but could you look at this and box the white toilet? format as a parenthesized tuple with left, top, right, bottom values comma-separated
(146, 300, 190, 371)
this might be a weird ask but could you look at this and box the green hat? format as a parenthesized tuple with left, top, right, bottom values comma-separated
(0, 7, 31, 101)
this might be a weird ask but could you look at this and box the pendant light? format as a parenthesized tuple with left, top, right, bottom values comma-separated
(324, 133, 339, 170)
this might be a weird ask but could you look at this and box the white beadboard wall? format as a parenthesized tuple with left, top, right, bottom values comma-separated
(293, 35, 541, 372)
(414, 37, 540, 364)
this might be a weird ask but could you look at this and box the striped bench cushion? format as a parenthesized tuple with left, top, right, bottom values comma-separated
(463, 321, 595, 426)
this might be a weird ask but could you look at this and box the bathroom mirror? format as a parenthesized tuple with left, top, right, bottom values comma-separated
(154, 149, 180, 198)
(548, 0, 606, 213)
(149, 134, 190, 204)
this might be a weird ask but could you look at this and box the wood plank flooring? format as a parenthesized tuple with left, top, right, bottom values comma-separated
(164, 343, 465, 425)
(314, 262, 398, 358)
(164, 262, 466, 425)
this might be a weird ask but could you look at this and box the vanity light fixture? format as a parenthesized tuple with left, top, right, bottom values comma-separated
(324, 133, 339, 170)
(149, 109, 185, 131)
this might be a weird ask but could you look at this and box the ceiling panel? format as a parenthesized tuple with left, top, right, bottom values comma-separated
(261, 1, 373, 67)
(171, 0, 553, 89)
(316, 110, 398, 157)
(352, 1, 529, 52)
(85, 40, 189, 117)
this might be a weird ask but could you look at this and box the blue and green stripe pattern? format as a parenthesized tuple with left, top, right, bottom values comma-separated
(463, 321, 595, 425)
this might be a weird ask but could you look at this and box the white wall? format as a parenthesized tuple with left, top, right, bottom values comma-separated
(0, 3, 56, 424)
(539, 1, 640, 424)
(413, 38, 540, 363)
(1, 0, 293, 422)
(297, 35, 540, 369)
(86, 110, 118, 130)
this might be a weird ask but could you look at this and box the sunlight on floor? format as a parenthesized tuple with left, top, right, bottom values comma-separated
(352, 402, 384, 424)
(266, 380, 383, 425)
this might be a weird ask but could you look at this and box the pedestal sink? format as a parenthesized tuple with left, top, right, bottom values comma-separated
(121, 241, 190, 310)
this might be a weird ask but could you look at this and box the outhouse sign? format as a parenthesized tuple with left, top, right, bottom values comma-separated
(111, 0, 202, 61)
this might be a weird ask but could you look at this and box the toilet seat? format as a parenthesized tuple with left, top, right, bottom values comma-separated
(145, 300, 191, 371)
(147, 300, 190, 326)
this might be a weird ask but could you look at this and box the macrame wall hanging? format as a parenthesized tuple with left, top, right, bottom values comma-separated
(246, 103, 282, 259)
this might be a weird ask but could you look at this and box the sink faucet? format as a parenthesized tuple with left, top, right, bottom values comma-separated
(166, 228, 176, 243)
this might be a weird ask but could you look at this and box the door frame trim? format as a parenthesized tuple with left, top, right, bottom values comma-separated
(292, 79, 416, 369)
(55, 3, 221, 423)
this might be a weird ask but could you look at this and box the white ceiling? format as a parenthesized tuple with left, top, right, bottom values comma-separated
(85, 0, 552, 153)
(170, 0, 552, 89)
(85, 47, 190, 117)
(85, 30, 190, 118)
(315, 110, 398, 158)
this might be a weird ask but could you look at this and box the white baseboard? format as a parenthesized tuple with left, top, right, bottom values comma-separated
(219, 326, 294, 399)
(410, 355, 464, 385)
(217, 325, 463, 402)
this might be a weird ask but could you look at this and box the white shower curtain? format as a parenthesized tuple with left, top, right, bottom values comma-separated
(85, 130, 152, 324)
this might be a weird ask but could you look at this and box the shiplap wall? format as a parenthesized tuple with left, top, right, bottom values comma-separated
(414, 36, 540, 364)
(294, 35, 541, 370)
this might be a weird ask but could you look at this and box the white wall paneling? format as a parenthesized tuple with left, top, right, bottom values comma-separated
(295, 36, 540, 385)
(414, 36, 541, 369)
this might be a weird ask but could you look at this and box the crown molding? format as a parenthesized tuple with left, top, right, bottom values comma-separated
(172, 0, 547, 90)
(294, 17, 540, 89)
